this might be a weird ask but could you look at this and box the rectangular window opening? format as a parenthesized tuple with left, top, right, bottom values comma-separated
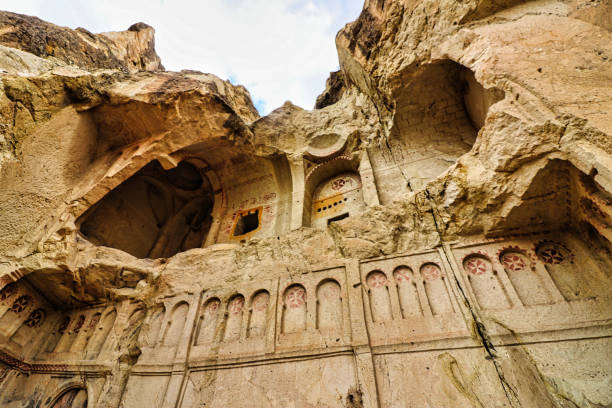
(328, 213, 349, 224)
(233, 209, 260, 236)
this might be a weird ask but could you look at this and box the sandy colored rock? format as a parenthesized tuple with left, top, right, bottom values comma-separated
(0, 2, 611, 407)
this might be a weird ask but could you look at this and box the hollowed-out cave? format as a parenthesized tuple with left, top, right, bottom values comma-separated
(368, 60, 504, 202)
(78, 160, 214, 258)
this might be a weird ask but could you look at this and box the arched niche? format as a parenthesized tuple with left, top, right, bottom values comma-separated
(10, 308, 46, 347)
(174, 141, 292, 244)
(247, 291, 270, 338)
(366, 271, 392, 322)
(499, 250, 552, 306)
(463, 255, 510, 310)
(311, 172, 364, 229)
(77, 159, 215, 258)
(162, 302, 189, 347)
(44, 316, 70, 353)
(195, 297, 220, 345)
(489, 159, 612, 241)
(304, 156, 367, 228)
(0, 294, 32, 338)
(420, 263, 453, 315)
(316, 280, 343, 333)
(535, 241, 610, 301)
(86, 309, 117, 358)
(393, 266, 422, 318)
(0, 283, 18, 318)
(50, 387, 87, 408)
(282, 284, 307, 334)
(223, 295, 245, 342)
(71, 312, 101, 353)
(54, 314, 85, 353)
(143, 306, 165, 347)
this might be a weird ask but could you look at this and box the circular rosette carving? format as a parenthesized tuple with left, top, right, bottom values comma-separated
(421, 264, 442, 281)
(206, 299, 220, 315)
(0, 284, 16, 302)
(464, 257, 490, 275)
(10, 296, 31, 313)
(285, 286, 306, 308)
(501, 252, 527, 271)
(24, 309, 45, 328)
(366, 271, 388, 288)
(393, 267, 413, 283)
(331, 178, 346, 190)
(228, 296, 245, 315)
(536, 243, 569, 264)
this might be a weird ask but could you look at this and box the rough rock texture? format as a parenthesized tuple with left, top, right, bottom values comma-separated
(0, 11, 163, 73)
(314, 70, 347, 109)
(0, 2, 611, 408)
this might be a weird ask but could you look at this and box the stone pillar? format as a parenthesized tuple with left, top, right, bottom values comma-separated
(358, 149, 380, 206)
(345, 259, 380, 408)
(289, 157, 306, 230)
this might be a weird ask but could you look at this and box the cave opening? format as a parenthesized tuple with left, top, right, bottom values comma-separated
(369, 60, 504, 202)
(78, 159, 215, 258)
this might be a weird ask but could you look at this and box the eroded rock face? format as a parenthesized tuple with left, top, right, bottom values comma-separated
(0, 2, 611, 407)
(0, 11, 163, 73)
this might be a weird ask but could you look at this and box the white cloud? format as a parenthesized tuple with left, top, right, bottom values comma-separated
(2, 0, 362, 114)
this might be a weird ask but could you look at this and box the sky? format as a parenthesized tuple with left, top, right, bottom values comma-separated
(2, 0, 363, 115)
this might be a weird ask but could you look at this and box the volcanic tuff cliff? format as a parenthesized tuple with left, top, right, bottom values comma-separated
(0, 1, 611, 407)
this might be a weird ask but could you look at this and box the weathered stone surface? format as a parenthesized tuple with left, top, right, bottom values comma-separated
(0, 1, 611, 407)
(314, 70, 347, 109)
(0, 11, 163, 73)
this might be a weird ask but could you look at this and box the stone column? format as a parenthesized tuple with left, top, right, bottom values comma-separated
(289, 157, 306, 230)
(345, 259, 380, 408)
(358, 149, 380, 206)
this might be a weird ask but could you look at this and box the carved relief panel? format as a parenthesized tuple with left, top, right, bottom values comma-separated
(282, 284, 307, 334)
(360, 250, 467, 347)
(136, 294, 198, 366)
(311, 172, 365, 229)
(190, 279, 277, 361)
(462, 254, 511, 310)
(32, 303, 127, 365)
(0, 280, 54, 358)
(316, 280, 343, 334)
(248, 290, 270, 338)
(393, 266, 422, 318)
(450, 233, 612, 335)
(499, 249, 552, 306)
(276, 267, 350, 352)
